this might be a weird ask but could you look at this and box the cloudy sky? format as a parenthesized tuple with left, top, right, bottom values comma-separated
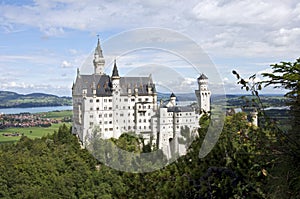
(0, 0, 299, 96)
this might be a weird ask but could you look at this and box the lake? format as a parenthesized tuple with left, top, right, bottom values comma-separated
(0, 106, 73, 114)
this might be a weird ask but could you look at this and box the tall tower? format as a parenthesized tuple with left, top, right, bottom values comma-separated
(195, 74, 211, 113)
(93, 37, 105, 75)
(111, 60, 120, 138)
(111, 59, 120, 93)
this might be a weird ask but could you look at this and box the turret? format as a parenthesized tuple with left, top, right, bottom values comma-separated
(170, 93, 176, 106)
(111, 59, 120, 94)
(198, 73, 208, 91)
(195, 73, 211, 113)
(93, 37, 105, 75)
(250, 110, 258, 127)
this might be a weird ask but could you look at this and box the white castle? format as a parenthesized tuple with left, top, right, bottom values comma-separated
(72, 38, 211, 158)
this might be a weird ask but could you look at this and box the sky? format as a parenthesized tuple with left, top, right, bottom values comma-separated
(0, 0, 299, 96)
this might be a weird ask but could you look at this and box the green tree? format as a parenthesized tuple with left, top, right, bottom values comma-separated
(232, 57, 300, 198)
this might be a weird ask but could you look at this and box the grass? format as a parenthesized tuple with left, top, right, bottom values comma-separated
(39, 110, 72, 120)
(0, 122, 72, 143)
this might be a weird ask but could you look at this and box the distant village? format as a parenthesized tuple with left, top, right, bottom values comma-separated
(0, 112, 71, 134)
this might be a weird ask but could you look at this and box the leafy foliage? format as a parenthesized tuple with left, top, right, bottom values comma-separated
(232, 57, 300, 198)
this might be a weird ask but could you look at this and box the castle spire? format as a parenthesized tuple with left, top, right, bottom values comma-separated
(112, 59, 119, 77)
(95, 35, 103, 57)
(93, 35, 105, 75)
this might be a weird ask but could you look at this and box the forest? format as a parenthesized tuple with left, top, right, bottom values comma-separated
(0, 58, 299, 198)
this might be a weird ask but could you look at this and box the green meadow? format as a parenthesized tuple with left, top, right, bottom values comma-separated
(39, 110, 72, 119)
(0, 123, 72, 143)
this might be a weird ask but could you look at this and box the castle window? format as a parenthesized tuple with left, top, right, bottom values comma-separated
(90, 107, 93, 111)
(104, 107, 107, 110)
(145, 98, 149, 101)
(139, 119, 142, 122)
(128, 106, 130, 109)
(148, 105, 151, 109)
(104, 99, 107, 102)
(138, 98, 142, 102)
(109, 107, 112, 110)
(123, 106, 125, 109)
(109, 128, 113, 131)
(99, 121, 102, 124)
(124, 99, 128, 102)
(90, 122, 93, 125)
(109, 114, 112, 117)
(109, 121, 112, 124)
(128, 126, 131, 129)
(144, 126, 146, 129)
(96, 107, 99, 111)
(131, 98, 135, 102)
(120, 113, 124, 117)
(128, 113, 130, 116)
(90, 115, 93, 118)
(90, 99, 93, 103)
(109, 99, 112, 102)
(96, 99, 99, 102)
(144, 119, 146, 122)
(104, 121, 107, 124)
(104, 114, 107, 117)
(105, 128, 108, 131)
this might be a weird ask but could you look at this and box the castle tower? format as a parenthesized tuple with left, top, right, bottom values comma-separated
(250, 110, 258, 127)
(195, 74, 211, 113)
(170, 93, 176, 106)
(111, 59, 120, 93)
(93, 37, 105, 75)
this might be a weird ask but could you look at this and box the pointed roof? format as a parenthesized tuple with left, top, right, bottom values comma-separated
(170, 92, 176, 98)
(198, 73, 208, 80)
(95, 37, 103, 57)
(112, 59, 119, 77)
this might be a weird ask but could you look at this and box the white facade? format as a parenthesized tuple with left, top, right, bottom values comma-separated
(72, 39, 211, 157)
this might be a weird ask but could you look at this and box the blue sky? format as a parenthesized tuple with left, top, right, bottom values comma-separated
(1, 0, 299, 96)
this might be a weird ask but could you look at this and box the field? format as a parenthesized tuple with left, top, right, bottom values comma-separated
(39, 110, 72, 119)
(0, 123, 72, 144)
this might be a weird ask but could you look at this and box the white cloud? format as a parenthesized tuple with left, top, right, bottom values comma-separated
(0, 0, 299, 96)
(61, 60, 72, 68)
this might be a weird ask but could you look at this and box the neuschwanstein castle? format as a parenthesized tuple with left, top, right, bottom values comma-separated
(72, 38, 211, 158)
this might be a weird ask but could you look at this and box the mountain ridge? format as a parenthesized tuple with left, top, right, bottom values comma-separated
(0, 91, 72, 108)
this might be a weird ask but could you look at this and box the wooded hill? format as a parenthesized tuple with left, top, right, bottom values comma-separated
(0, 91, 72, 108)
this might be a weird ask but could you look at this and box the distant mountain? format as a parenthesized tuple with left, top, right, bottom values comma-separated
(157, 92, 197, 101)
(0, 91, 72, 108)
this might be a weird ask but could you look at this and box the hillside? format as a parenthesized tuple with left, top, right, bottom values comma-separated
(0, 91, 72, 108)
